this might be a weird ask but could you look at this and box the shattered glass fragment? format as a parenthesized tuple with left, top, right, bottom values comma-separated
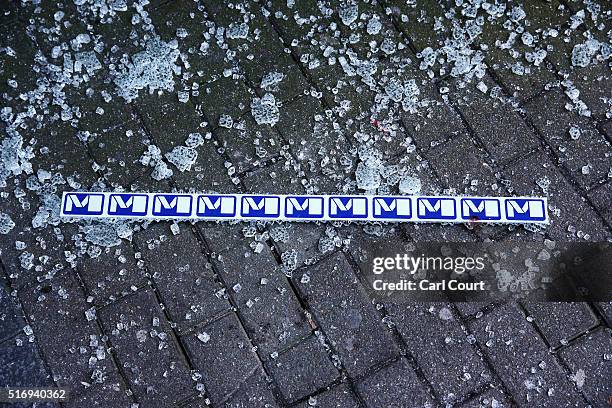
(114, 38, 181, 103)
(166, 146, 197, 172)
(251, 93, 280, 126)
(0, 213, 15, 234)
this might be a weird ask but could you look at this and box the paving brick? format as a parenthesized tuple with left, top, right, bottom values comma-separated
(266, 1, 376, 114)
(242, 158, 304, 194)
(149, 0, 203, 45)
(469, 303, 586, 406)
(587, 182, 612, 227)
(0, 22, 39, 99)
(278, 95, 352, 193)
(427, 134, 499, 196)
(267, 334, 339, 403)
(222, 368, 279, 408)
(88, 121, 150, 188)
(0, 193, 80, 289)
(455, 303, 493, 319)
(522, 302, 599, 347)
(402, 97, 469, 150)
(18, 270, 119, 391)
(404, 222, 477, 242)
(320, 63, 378, 116)
(558, 328, 612, 407)
(343, 224, 409, 276)
(172, 139, 237, 193)
(525, 89, 612, 189)
(295, 252, 400, 377)
(460, 387, 511, 408)
(149, 0, 234, 82)
(68, 86, 135, 136)
(0, 277, 24, 343)
(204, 1, 308, 100)
(0, 339, 52, 387)
(504, 151, 610, 241)
(472, 2, 564, 101)
(121, 174, 174, 196)
(136, 92, 208, 152)
(198, 77, 255, 125)
(98, 288, 193, 406)
(329, 0, 416, 65)
(566, 62, 611, 120)
(212, 240, 310, 357)
(214, 114, 284, 174)
(0, 1, 18, 27)
(598, 302, 612, 326)
(134, 222, 230, 330)
(25, 2, 88, 57)
(295, 383, 360, 408)
(356, 358, 435, 408)
(77, 240, 147, 307)
(268, 222, 325, 270)
(30, 122, 101, 188)
(182, 313, 261, 404)
(197, 222, 251, 254)
(386, 302, 491, 404)
(384, 0, 450, 56)
(601, 120, 612, 143)
(88, 5, 144, 56)
(63, 380, 134, 408)
(447, 75, 540, 165)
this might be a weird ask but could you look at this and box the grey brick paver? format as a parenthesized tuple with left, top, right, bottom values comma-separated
(0, 340, 52, 388)
(558, 328, 612, 407)
(460, 387, 511, 408)
(134, 222, 230, 330)
(98, 288, 193, 406)
(203, 1, 309, 101)
(598, 303, 612, 326)
(386, 302, 492, 404)
(77, 240, 147, 307)
(470, 1, 565, 102)
(383, 0, 449, 55)
(0, 277, 24, 343)
(268, 222, 325, 271)
(215, 115, 284, 174)
(427, 134, 500, 196)
(446, 75, 540, 165)
(242, 159, 304, 195)
(267, 334, 339, 403)
(469, 303, 586, 407)
(295, 383, 360, 408)
(182, 313, 262, 405)
(295, 252, 400, 378)
(587, 181, 612, 227)
(525, 89, 612, 189)
(401, 97, 469, 150)
(0, 194, 80, 288)
(212, 240, 311, 357)
(277, 95, 352, 194)
(522, 302, 599, 347)
(505, 150, 610, 241)
(222, 368, 279, 408)
(356, 358, 435, 408)
(18, 270, 125, 398)
(88, 121, 150, 188)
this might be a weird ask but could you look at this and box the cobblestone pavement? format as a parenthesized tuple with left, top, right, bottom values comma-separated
(1, 0, 611, 407)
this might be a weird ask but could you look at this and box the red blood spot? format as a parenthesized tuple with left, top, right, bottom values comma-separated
(468, 215, 481, 229)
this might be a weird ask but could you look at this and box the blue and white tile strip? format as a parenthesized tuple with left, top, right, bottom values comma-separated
(60, 192, 549, 224)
